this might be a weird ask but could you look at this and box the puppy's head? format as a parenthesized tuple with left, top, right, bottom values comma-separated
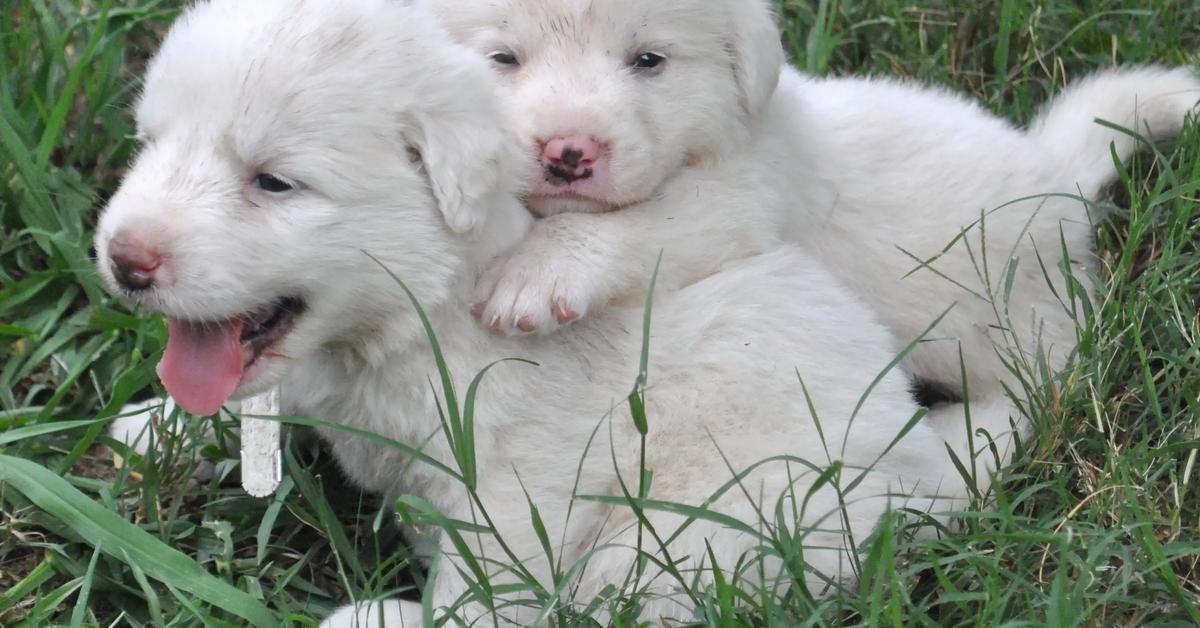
(95, 0, 517, 415)
(426, 0, 785, 216)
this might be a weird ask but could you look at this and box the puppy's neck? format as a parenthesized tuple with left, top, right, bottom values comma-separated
(337, 193, 532, 370)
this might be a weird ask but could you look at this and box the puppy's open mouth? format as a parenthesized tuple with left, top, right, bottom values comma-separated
(157, 297, 306, 416)
(240, 297, 306, 360)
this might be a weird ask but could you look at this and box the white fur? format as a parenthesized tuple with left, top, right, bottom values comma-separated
(425, 0, 1198, 456)
(97, 1, 1003, 624)
(783, 69, 1199, 399)
(1028, 65, 1200, 199)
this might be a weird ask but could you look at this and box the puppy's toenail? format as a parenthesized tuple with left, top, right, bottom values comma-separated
(554, 301, 579, 324)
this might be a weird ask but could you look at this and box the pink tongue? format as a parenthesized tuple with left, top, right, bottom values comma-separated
(157, 319, 246, 416)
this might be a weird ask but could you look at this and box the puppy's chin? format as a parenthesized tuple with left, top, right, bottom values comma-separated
(527, 194, 619, 217)
(229, 355, 292, 402)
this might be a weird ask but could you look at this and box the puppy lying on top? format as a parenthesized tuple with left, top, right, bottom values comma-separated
(95, 0, 1007, 624)
(427, 0, 1200, 459)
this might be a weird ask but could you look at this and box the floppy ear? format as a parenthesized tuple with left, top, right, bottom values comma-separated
(728, 0, 786, 116)
(404, 108, 506, 234)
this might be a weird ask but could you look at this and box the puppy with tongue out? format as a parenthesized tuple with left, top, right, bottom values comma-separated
(159, 319, 245, 416)
(91, 0, 519, 500)
(158, 302, 303, 417)
(91, 0, 520, 451)
(91, 2, 1003, 625)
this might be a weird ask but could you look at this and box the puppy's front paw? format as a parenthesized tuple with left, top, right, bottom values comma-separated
(320, 599, 423, 628)
(472, 249, 593, 335)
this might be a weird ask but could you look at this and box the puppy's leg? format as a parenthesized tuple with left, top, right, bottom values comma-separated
(320, 599, 421, 628)
(572, 502, 864, 622)
(472, 215, 620, 334)
(325, 531, 537, 628)
(474, 174, 781, 335)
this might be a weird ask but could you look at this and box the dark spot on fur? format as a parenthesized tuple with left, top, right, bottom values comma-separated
(910, 378, 962, 408)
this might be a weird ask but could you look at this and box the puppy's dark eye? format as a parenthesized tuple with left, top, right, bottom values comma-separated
(254, 173, 294, 193)
(632, 52, 666, 71)
(489, 51, 520, 67)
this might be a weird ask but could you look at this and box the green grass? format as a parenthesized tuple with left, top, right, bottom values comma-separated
(2, 0, 1198, 625)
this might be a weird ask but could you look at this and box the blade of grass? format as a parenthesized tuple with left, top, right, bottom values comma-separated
(0, 455, 276, 626)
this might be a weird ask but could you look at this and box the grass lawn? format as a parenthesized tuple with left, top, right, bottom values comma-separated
(2, 0, 1198, 625)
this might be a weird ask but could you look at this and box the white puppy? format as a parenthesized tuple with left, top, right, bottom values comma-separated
(427, 0, 1199, 418)
(95, 0, 1008, 624)
(426, 0, 790, 334)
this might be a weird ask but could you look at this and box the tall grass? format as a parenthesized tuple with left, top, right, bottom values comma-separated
(1, 0, 1197, 625)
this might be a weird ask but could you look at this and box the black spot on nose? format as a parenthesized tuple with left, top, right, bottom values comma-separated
(546, 164, 594, 185)
(111, 256, 155, 292)
(561, 147, 583, 169)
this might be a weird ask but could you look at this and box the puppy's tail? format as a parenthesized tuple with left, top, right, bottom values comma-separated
(924, 395, 1026, 500)
(1027, 65, 1200, 201)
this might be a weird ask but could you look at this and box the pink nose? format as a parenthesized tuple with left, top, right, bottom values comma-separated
(542, 135, 603, 183)
(109, 232, 163, 292)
